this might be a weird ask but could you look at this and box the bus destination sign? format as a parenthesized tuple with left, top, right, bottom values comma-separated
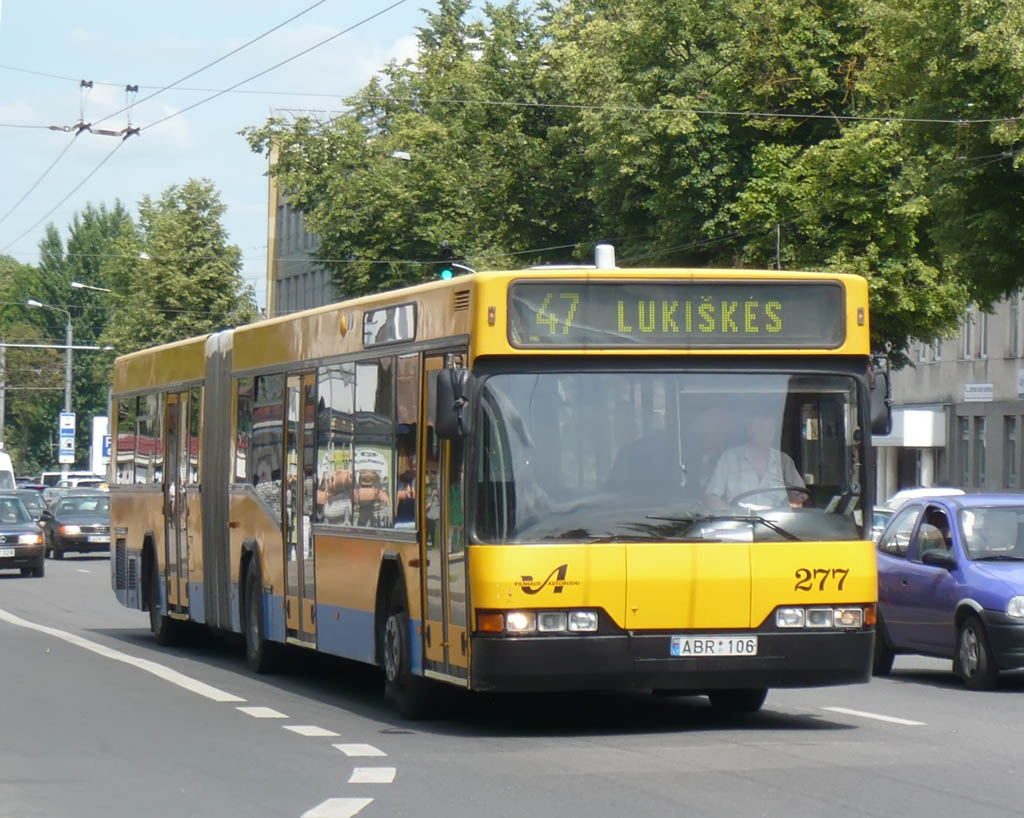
(507, 280, 846, 349)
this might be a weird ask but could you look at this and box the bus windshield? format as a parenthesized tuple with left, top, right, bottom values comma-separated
(474, 370, 866, 543)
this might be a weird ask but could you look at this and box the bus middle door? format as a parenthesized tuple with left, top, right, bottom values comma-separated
(283, 372, 317, 645)
(164, 392, 189, 613)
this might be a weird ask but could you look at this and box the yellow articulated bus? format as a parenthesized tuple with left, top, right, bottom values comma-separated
(111, 248, 891, 716)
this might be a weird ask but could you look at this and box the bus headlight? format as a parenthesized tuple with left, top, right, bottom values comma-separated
(505, 611, 536, 633)
(776, 608, 805, 628)
(567, 611, 598, 632)
(537, 612, 567, 632)
(1007, 597, 1024, 618)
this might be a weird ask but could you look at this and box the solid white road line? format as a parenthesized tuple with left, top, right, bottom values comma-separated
(0, 607, 245, 703)
(348, 767, 396, 784)
(822, 706, 926, 726)
(284, 725, 340, 737)
(301, 798, 374, 818)
(237, 706, 288, 719)
(332, 743, 387, 757)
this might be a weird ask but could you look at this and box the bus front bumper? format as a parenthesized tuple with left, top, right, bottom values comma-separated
(469, 629, 873, 693)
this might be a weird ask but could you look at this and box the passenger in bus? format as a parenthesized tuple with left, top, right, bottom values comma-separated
(704, 412, 807, 510)
(355, 470, 390, 527)
(395, 470, 416, 529)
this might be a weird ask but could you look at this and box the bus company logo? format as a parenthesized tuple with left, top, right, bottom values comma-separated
(516, 564, 579, 595)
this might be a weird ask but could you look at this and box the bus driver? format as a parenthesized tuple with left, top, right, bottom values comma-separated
(704, 412, 807, 510)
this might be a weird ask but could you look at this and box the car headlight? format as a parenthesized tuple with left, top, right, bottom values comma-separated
(18, 533, 41, 545)
(1007, 597, 1024, 619)
(60, 524, 81, 535)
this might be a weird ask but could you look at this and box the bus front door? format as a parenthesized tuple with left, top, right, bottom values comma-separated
(164, 392, 188, 612)
(422, 354, 469, 682)
(283, 373, 317, 645)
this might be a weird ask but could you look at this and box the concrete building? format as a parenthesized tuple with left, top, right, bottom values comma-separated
(264, 145, 333, 318)
(876, 295, 1024, 500)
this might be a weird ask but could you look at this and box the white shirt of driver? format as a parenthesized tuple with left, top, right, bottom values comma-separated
(706, 445, 804, 505)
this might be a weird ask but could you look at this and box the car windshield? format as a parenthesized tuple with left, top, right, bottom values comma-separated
(55, 496, 109, 515)
(960, 506, 1024, 560)
(473, 370, 866, 543)
(0, 498, 32, 524)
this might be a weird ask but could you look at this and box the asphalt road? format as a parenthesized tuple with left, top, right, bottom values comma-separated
(3, 556, 1024, 818)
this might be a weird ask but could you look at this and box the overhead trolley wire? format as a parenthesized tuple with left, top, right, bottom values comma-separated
(0, 134, 81, 230)
(139, 0, 412, 132)
(1, 138, 127, 253)
(90, 0, 334, 129)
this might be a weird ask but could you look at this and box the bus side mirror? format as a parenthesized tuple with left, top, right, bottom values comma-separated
(870, 359, 892, 436)
(436, 368, 473, 439)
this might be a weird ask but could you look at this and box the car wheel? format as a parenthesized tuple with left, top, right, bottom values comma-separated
(31, 561, 44, 578)
(955, 614, 999, 690)
(244, 559, 278, 673)
(382, 588, 432, 719)
(708, 688, 768, 713)
(872, 614, 895, 676)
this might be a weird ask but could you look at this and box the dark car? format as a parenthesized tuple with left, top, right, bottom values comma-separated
(0, 489, 47, 521)
(41, 492, 110, 560)
(0, 495, 45, 577)
(874, 494, 1024, 689)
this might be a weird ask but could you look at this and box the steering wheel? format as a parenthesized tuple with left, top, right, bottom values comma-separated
(727, 484, 810, 508)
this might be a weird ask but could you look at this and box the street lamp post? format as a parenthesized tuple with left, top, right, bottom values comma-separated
(26, 299, 73, 475)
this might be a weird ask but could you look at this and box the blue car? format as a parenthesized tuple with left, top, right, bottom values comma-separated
(874, 494, 1024, 689)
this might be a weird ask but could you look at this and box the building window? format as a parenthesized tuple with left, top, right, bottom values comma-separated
(961, 311, 974, 360)
(1004, 416, 1017, 489)
(917, 342, 927, 363)
(933, 339, 942, 362)
(978, 311, 988, 359)
(959, 416, 970, 487)
(1010, 295, 1020, 358)
(974, 416, 986, 488)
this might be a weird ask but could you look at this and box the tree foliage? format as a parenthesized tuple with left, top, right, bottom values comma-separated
(102, 179, 259, 354)
(245, 0, 1024, 363)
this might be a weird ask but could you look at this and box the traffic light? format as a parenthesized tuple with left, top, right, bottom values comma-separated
(439, 242, 455, 280)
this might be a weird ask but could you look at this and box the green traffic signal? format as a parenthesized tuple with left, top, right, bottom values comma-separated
(440, 268, 454, 280)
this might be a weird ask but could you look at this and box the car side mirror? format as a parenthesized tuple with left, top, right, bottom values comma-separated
(921, 548, 956, 570)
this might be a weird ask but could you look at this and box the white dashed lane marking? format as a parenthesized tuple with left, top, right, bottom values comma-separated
(76, 569, 91, 574)
(348, 767, 396, 784)
(284, 725, 341, 737)
(822, 706, 926, 726)
(301, 797, 374, 818)
(333, 743, 387, 757)
(237, 706, 288, 718)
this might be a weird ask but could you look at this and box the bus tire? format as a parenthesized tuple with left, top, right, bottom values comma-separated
(708, 688, 768, 713)
(382, 592, 431, 719)
(872, 616, 895, 676)
(244, 560, 278, 673)
(148, 553, 180, 646)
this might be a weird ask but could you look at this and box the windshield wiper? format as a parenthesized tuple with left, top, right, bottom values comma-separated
(648, 513, 802, 541)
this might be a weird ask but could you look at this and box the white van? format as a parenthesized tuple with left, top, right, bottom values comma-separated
(40, 470, 102, 488)
(0, 451, 15, 491)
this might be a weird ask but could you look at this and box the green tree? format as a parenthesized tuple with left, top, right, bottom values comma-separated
(245, 0, 1024, 362)
(102, 179, 259, 353)
(24, 203, 133, 470)
(0, 254, 60, 474)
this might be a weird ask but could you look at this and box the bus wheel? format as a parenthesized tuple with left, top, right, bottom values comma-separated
(148, 557, 179, 646)
(244, 561, 277, 673)
(382, 596, 431, 719)
(708, 688, 768, 713)
(872, 616, 895, 676)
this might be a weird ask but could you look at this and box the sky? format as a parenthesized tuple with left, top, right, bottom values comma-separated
(0, 0, 436, 310)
